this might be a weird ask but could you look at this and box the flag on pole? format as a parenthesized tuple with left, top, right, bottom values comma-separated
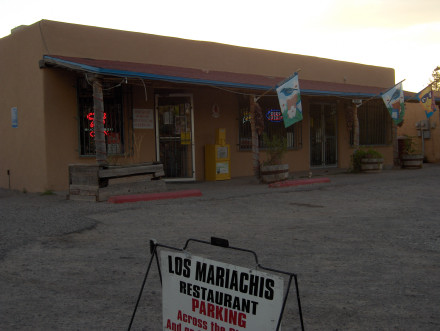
(416, 84, 437, 118)
(276, 73, 302, 128)
(381, 81, 405, 124)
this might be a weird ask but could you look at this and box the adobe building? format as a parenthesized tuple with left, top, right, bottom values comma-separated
(1, 20, 400, 193)
(397, 92, 440, 162)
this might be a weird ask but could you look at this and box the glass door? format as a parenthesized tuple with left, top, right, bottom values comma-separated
(155, 94, 195, 181)
(310, 103, 337, 167)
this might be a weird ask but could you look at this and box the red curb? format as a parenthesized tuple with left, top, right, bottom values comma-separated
(268, 177, 331, 188)
(108, 189, 202, 203)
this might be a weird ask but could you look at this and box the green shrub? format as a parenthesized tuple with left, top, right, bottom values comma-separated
(402, 135, 421, 155)
(262, 133, 288, 165)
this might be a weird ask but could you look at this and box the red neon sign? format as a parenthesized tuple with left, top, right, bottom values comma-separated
(87, 112, 108, 137)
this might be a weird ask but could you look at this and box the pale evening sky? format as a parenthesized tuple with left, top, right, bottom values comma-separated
(1, 0, 439, 92)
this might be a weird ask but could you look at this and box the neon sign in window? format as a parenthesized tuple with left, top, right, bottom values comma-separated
(86, 112, 108, 137)
(242, 111, 251, 124)
(77, 77, 124, 156)
(266, 109, 283, 122)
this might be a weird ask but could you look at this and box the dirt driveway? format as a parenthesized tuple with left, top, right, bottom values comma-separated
(1, 165, 439, 330)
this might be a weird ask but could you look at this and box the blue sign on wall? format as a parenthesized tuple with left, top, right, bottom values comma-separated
(11, 107, 18, 128)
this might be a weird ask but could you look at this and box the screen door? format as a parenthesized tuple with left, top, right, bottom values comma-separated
(310, 103, 337, 167)
(155, 94, 195, 181)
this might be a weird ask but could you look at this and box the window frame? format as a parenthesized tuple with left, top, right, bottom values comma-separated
(76, 78, 128, 157)
(351, 99, 393, 146)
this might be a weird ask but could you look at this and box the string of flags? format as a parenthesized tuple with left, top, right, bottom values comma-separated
(271, 71, 437, 128)
(380, 81, 438, 123)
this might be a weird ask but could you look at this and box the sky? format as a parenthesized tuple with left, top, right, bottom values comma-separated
(1, 0, 439, 92)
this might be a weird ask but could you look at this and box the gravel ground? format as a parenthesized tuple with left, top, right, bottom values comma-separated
(1, 164, 440, 330)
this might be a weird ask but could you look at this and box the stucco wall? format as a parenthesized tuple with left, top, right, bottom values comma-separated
(43, 69, 85, 190)
(131, 84, 157, 164)
(36, 20, 395, 88)
(0, 25, 48, 192)
(398, 102, 440, 162)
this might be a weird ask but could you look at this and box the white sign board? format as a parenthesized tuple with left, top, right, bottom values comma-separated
(160, 250, 284, 331)
(133, 108, 154, 129)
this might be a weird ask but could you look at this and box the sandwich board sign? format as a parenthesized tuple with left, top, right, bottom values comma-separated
(160, 250, 284, 331)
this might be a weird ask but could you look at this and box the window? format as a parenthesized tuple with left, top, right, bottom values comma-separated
(356, 99, 393, 145)
(77, 78, 126, 156)
(238, 96, 302, 150)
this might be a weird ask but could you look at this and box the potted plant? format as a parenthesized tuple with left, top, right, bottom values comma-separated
(400, 135, 423, 168)
(260, 133, 289, 183)
(352, 148, 384, 172)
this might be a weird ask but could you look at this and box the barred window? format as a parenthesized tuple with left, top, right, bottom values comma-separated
(77, 79, 125, 156)
(238, 96, 302, 150)
(356, 99, 393, 145)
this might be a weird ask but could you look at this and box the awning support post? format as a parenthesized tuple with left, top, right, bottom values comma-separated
(353, 104, 360, 149)
(90, 75, 107, 166)
(250, 95, 260, 178)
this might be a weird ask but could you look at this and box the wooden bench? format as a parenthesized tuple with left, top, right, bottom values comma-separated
(68, 163, 166, 201)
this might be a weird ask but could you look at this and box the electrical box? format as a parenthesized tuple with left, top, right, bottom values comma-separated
(205, 128, 231, 181)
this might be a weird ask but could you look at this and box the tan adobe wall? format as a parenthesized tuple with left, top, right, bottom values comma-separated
(398, 102, 440, 162)
(35, 20, 395, 88)
(43, 69, 86, 189)
(0, 25, 49, 192)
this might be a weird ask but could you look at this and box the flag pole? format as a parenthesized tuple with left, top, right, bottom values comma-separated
(356, 79, 406, 108)
(255, 68, 302, 102)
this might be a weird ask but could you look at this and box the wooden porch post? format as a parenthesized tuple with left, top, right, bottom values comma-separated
(91, 76, 107, 166)
(250, 96, 260, 177)
(353, 105, 360, 149)
(392, 123, 399, 167)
